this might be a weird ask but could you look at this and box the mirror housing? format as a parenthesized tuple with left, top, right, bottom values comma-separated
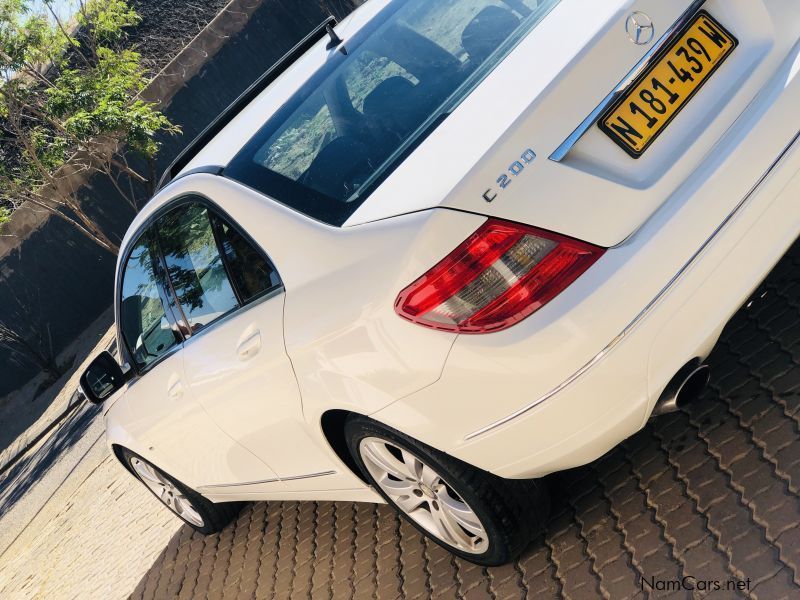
(80, 351, 128, 404)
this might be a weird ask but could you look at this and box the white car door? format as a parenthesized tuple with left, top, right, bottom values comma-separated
(117, 228, 276, 489)
(157, 199, 339, 493)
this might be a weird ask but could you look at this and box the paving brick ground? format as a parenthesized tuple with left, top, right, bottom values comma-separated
(0, 456, 180, 599)
(1, 239, 798, 600)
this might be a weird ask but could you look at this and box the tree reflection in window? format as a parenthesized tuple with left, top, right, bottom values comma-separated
(214, 217, 280, 302)
(120, 235, 180, 369)
(157, 203, 239, 331)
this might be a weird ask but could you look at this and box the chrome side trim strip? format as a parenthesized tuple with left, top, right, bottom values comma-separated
(281, 470, 337, 482)
(549, 0, 706, 162)
(467, 128, 800, 440)
(199, 470, 336, 490)
(200, 477, 278, 489)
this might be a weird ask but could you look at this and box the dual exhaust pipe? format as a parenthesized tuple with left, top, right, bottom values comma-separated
(652, 361, 711, 417)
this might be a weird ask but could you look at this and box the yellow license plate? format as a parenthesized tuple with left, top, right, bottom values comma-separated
(599, 10, 737, 158)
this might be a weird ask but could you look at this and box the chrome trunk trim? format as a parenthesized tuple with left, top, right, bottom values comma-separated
(549, 0, 707, 162)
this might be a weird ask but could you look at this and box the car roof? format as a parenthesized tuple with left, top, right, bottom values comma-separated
(118, 7, 390, 272)
(174, 0, 390, 179)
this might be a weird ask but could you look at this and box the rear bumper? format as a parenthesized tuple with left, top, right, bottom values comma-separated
(371, 43, 800, 478)
(494, 147, 800, 479)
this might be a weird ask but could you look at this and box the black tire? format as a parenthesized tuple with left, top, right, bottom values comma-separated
(344, 415, 549, 566)
(121, 448, 244, 535)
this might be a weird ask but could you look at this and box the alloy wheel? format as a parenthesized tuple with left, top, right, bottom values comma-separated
(130, 457, 205, 527)
(359, 437, 489, 554)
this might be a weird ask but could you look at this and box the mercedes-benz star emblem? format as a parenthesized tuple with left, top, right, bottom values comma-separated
(626, 12, 655, 45)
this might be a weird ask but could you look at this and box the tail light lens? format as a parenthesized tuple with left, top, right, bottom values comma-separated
(395, 219, 605, 334)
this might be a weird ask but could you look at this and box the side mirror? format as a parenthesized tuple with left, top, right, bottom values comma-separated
(80, 351, 128, 404)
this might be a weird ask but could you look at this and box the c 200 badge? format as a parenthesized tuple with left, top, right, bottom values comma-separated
(482, 148, 536, 203)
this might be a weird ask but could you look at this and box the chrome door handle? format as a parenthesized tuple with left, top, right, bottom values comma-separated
(237, 330, 262, 360)
(168, 380, 184, 400)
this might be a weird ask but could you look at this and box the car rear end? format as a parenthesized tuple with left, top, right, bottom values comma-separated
(184, 0, 800, 479)
(364, 0, 800, 477)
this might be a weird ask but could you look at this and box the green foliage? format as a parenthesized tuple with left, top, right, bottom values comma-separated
(77, 0, 141, 44)
(46, 47, 175, 157)
(0, 0, 68, 76)
(0, 0, 177, 237)
(0, 205, 10, 225)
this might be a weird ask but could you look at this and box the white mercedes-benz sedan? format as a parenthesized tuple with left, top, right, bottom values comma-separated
(80, 0, 800, 565)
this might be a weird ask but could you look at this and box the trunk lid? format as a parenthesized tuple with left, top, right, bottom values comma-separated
(347, 0, 800, 247)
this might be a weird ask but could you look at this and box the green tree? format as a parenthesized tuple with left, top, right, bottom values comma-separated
(0, 0, 178, 254)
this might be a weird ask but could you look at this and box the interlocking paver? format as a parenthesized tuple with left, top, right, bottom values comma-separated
(0, 456, 180, 600)
(3, 244, 800, 599)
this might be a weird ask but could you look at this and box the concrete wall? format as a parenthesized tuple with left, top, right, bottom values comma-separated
(0, 0, 363, 397)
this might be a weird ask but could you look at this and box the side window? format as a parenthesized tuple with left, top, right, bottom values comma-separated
(120, 233, 180, 369)
(157, 203, 239, 332)
(212, 215, 281, 302)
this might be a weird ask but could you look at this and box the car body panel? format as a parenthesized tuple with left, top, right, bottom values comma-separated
(373, 100, 800, 478)
(107, 349, 279, 489)
(106, 174, 485, 495)
(181, 288, 374, 496)
(102, 0, 800, 504)
(347, 0, 800, 246)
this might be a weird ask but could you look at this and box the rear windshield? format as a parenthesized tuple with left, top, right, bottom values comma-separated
(225, 0, 560, 226)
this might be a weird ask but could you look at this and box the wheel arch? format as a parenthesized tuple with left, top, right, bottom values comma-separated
(320, 409, 370, 484)
(111, 443, 136, 477)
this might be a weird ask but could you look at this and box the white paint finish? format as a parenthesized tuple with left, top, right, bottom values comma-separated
(181, 293, 297, 478)
(381, 29, 800, 452)
(181, 291, 367, 491)
(374, 134, 800, 478)
(108, 350, 277, 489)
(345, 0, 635, 231)
(110, 174, 483, 495)
(101, 0, 800, 512)
(347, 0, 800, 248)
(122, 176, 482, 423)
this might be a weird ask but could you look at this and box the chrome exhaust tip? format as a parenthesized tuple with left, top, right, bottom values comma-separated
(652, 362, 710, 416)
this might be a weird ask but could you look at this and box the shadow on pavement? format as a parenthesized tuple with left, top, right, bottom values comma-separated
(0, 402, 101, 519)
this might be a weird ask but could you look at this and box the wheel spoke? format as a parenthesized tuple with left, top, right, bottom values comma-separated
(438, 493, 485, 536)
(400, 449, 422, 481)
(130, 457, 205, 528)
(420, 464, 440, 488)
(133, 460, 161, 485)
(393, 492, 426, 513)
(361, 441, 417, 481)
(358, 436, 489, 554)
(380, 476, 424, 512)
(175, 495, 205, 527)
(379, 476, 417, 499)
(430, 502, 468, 546)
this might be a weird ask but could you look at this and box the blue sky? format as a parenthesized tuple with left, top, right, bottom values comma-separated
(31, 0, 78, 23)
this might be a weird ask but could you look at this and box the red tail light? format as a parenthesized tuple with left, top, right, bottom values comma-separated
(395, 219, 605, 334)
